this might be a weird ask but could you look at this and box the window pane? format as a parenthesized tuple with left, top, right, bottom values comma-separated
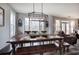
(30, 21, 39, 31)
(71, 20, 75, 33)
(61, 23, 65, 32)
(40, 22, 45, 31)
(55, 20, 60, 32)
(25, 18, 29, 31)
(61, 22, 70, 34)
(66, 23, 70, 34)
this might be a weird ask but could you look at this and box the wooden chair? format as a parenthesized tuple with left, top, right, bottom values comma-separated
(64, 36, 77, 45)
(54, 41, 70, 54)
(63, 42, 70, 53)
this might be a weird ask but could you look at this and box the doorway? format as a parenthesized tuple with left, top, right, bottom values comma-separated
(61, 21, 70, 34)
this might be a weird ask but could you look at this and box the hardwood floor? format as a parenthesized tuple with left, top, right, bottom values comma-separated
(43, 39, 79, 55)
(65, 39, 79, 55)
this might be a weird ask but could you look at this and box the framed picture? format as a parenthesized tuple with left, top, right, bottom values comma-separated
(0, 7, 4, 26)
(18, 19, 22, 26)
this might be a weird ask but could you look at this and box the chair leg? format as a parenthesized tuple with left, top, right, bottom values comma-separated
(63, 47, 65, 54)
(67, 46, 69, 52)
(40, 53, 43, 55)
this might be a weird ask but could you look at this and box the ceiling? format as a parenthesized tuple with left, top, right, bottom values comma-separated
(9, 3, 79, 19)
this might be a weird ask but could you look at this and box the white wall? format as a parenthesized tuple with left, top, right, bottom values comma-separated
(48, 15, 55, 35)
(0, 3, 16, 50)
(16, 13, 28, 33)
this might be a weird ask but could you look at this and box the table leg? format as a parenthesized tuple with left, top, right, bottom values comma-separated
(40, 53, 43, 55)
(11, 44, 15, 55)
(42, 41, 44, 45)
(67, 46, 69, 52)
(30, 42, 33, 46)
(39, 42, 42, 45)
(59, 39, 63, 55)
(49, 41, 52, 44)
(20, 43, 23, 47)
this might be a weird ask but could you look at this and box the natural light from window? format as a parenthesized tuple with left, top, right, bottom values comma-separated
(55, 20, 75, 34)
(24, 18, 45, 33)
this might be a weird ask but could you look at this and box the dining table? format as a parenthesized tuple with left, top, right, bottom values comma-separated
(7, 35, 64, 55)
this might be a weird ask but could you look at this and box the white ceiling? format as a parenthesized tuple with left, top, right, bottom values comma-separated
(9, 3, 79, 19)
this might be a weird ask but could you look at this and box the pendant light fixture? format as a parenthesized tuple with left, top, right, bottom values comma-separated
(28, 3, 48, 34)
(28, 3, 48, 20)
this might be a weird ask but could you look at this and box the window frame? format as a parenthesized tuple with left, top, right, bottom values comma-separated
(24, 17, 46, 34)
(10, 10, 16, 38)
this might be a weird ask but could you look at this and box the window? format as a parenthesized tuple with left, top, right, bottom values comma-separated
(24, 18, 29, 31)
(30, 21, 40, 31)
(40, 21, 45, 31)
(70, 20, 75, 33)
(61, 21, 70, 34)
(55, 20, 75, 34)
(10, 11, 16, 37)
(55, 20, 60, 32)
(24, 17, 46, 34)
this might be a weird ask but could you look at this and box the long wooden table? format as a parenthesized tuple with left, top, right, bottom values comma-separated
(7, 36, 64, 55)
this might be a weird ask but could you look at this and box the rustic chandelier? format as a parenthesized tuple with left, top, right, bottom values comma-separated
(28, 3, 48, 20)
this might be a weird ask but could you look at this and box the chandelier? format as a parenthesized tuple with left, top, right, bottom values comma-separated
(28, 3, 48, 20)
(27, 3, 48, 35)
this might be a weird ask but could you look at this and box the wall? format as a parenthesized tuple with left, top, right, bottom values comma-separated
(16, 13, 28, 34)
(0, 3, 16, 53)
(48, 15, 55, 35)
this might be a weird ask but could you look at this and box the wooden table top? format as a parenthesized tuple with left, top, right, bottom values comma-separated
(7, 36, 64, 44)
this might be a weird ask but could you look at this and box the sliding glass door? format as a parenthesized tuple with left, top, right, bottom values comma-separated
(61, 22, 70, 34)
(55, 20, 75, 34)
